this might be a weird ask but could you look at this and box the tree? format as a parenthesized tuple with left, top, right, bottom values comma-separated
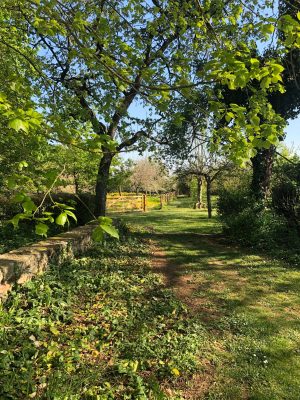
(177, 140, 230, 217)
(1, 0, 300, 237)
(108, 157, 133, 195)
(130, 158, 168, 194)
(216, 0, 300, 201)
(3, 0, 217, 215)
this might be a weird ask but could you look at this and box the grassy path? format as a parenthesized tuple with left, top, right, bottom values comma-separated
(1, 197, 300, 399)
(121, 198, 300, 399)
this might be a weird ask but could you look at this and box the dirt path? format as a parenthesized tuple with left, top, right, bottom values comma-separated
(151, 246, 201, 309)
(150, 234, 233, 320)
(150, 238, 219, 399)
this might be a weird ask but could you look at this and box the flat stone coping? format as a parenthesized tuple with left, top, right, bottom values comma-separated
(0, 223, 96, 301)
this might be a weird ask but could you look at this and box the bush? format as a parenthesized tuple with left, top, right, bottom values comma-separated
(217, 188, 300, 252)
(217, 187, 254, 218)
(0, 192, 96, 225)
(272, 180, 300, 236)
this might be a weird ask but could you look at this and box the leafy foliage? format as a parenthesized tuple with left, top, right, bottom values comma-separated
(272, 158, 300, 235)
(1, 0, 299, 220)
(217, 185, 300, 263)
(0, 229, 206, 399)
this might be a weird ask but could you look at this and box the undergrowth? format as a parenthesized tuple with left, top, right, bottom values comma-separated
(0, 229, 206, 399)
(0, 221, 68, 254)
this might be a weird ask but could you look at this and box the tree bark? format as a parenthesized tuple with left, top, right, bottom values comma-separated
(205, 175, 212, 219)
(94, 152, 113, 216)
(73, 172, 79, 195)
(250, 146, 275, 201)
(195, 175, 203, 209)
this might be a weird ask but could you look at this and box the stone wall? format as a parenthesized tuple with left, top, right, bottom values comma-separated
(0, 223, 96, 301)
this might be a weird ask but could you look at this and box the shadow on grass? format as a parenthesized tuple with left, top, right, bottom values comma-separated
(133, 227, 300, 336)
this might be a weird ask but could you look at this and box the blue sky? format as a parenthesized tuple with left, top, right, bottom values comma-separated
(126, 100, 300, 160)
(284, 118, 300, 151)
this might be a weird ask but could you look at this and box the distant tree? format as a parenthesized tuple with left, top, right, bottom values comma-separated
(130, 158, 168, 194)
(108, 158, 134, 195)
(178, 140, 230, 217)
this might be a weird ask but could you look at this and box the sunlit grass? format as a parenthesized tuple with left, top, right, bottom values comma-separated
(121, 197, 300, 399)
(1, 197, 300, 399)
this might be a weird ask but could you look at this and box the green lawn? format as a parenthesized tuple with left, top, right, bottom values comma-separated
(121, 198, 300, 399)
(1, 197, 300, 399)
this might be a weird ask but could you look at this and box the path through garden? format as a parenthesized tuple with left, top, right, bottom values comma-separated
(1, 197, 300, 399)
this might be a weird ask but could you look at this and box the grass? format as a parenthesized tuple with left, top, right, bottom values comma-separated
(119, 198, 300, 399)
(1, 197, 300, 399)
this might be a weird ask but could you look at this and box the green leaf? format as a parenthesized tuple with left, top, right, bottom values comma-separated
(65, 210, 77, 222)
(97, 216, 113, 225)
(50, 326, 60, 336)
(8, 118, 29, 133)
(250, 115, 260, 126)
(12, 193, 25, 203)
(18, 161, 28, 171)
(260, 77, 271, 89)
(225, 112, 234, 123)
(35, 223, 49, 237)
(7, 177, 16, 190)
(100, 224, 119, 239)
(261, 24, 275, 35)
(54, 202, 75, 210)
(9, 213, 29, 229)
(92, 226, 104, 242)
(22, 200, 37, 213)
(10, 214, 21, 229)
(56, 212, 68, 226)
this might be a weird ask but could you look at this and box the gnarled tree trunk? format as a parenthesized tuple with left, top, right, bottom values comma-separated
(251, 146, 275, 201)
(205, 175, 212, 218)
(94, 152, 113, 216)
(195, 175, 203, 209)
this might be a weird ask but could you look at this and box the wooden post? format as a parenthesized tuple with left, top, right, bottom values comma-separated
(160, 195, 163, 209)
(142, 194, 146, 212)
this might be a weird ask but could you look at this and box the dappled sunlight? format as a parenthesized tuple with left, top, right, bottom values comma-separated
(123, 199, 300, 399)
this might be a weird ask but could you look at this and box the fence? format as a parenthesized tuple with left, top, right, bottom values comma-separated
(106, 194, 146, 212)
(106, 192, 176, 213)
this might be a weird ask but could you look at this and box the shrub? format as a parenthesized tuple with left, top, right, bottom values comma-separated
(272, 180, 300, 236)
(217, 187, 254, 218)
(217, 188, 298, 251)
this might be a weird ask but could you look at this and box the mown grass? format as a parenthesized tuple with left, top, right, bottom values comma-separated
(120, 198, 300, 399)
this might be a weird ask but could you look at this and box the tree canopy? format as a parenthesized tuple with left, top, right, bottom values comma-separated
(1, 0, 300, 233)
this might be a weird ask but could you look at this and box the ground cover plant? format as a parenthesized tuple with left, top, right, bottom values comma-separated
(0, 220, 208, 399)
(2, 198, 299, 398)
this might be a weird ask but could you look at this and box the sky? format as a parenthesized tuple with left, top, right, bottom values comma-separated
(284, 118, 300, 151)
(123, 101, 300, 161)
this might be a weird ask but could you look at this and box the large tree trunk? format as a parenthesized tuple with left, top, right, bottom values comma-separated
(195, 175, 203, 209)
(205, 175, 212, 219)
(94, 152, 113, 216)
(251, 146, 275, 201)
